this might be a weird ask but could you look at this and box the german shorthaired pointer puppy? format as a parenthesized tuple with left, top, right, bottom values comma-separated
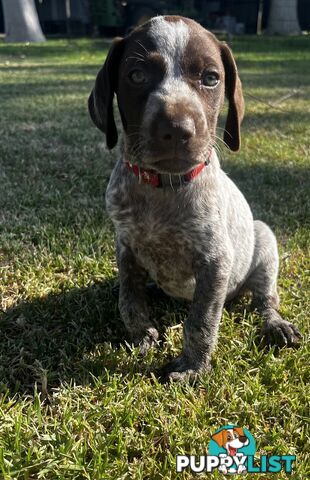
(88, 16, 301, 381)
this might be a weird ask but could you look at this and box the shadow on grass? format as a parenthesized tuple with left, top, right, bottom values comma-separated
(222, 161, 309, 234)
(0, 64, 101, 73)
(0, 80, 92, 99)
(0, 279, 186, 397)
(0, 160, 308, 397)
(1, 162, 308, 399)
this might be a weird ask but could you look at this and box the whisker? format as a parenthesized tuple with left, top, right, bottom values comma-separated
(212, 141, 222, 155)
(216, 126, 233, 139)
(213, 133, 230, 150)
(212, 144, 223, 163)
(133, 50, 146, 58)
(129, 138, 148, 160)
(126, 56, 145, 64)
(210, 138, 224, 161)
(213, 145, 224, 161)
(135, 40, 149, 55)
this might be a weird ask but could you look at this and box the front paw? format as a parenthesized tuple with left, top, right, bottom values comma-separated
(160, 354, 211, 383)
(261, 312, 302, 348)
(133, 327, 159, 356)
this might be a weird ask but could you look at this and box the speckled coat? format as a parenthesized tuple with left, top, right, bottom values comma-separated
(88, 15, 301, 381)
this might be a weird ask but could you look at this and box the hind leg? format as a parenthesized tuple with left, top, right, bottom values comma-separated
(245, 221, 301, 347)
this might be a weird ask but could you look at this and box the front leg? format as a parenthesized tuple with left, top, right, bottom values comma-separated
(161, 258, 231, 382)
(117, 237, 159, 355)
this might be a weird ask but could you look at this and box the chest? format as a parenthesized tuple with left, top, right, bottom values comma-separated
(105, 173, 214, 297)
(117, 210, 198, 299)
(106, 170, 209, 248)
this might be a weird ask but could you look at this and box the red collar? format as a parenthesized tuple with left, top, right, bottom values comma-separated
(125, 150, 213, 188)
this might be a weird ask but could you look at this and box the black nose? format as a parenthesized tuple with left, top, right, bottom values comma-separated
(158, 116, 196, 143)
(239, 436, 247, 443)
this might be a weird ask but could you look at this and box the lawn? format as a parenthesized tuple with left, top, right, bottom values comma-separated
(0, 35, 309, 479)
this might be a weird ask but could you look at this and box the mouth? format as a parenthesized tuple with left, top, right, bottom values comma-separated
(127, 136, 212, 174)
(139, 151, 210, 175)
(228, 446, 237, 456)
(147, 157, 201, 174)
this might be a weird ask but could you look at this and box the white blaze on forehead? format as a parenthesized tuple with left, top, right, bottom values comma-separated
(142, 16, 206, 135)
(148, 16, 189, 77)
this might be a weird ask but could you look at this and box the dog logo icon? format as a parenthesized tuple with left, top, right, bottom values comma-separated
(208, 425, 256, 474)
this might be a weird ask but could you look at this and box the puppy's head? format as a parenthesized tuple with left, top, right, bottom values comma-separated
(89, 16, 244, 174)
(212, 427, 249, 453)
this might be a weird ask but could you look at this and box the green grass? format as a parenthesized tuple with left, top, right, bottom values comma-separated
(0, 36, 309, 479)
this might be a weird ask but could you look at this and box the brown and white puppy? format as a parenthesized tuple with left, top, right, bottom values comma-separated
(212, 427, 249, 474)
(212, 427, 249, 455)
(88, 16, 301, 382)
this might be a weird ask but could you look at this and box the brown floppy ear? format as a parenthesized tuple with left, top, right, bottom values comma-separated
(88, 37, 124, 149)
(212, 430, 227, 447)
(220, 42, 244, 151)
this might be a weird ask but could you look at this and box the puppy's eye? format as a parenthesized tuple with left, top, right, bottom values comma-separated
(202, 71, 219, 87)
(129, 69, 147, 85)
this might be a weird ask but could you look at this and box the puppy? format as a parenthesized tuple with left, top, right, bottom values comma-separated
(212, 427, 249, 456)
(212, 427, 249, 473)
(88, 16, 301, 381)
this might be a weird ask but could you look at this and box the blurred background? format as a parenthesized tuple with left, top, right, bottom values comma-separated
(1, 0, 309, 41)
